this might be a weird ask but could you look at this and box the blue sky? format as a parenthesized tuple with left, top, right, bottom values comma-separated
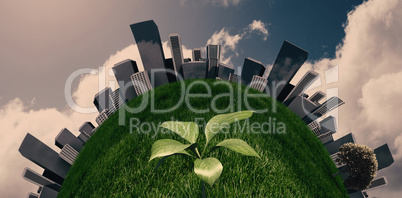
(1, 0, 401, 197)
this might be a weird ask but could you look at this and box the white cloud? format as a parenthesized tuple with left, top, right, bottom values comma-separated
(289, 0, 402, 195)
(248, 20, 269, 40)
(0, 98, 95, 197)
(206, 20, 269, 65)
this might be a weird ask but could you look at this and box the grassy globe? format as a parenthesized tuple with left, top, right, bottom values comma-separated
(59, 79, 347, 197)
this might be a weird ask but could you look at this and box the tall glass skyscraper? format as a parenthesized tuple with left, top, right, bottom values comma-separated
(130, 20, 169, 87)
(241, 57, 265, 85)
(93, 87, 114, 113)
(266, 41, 308, 100)
(112, 59, 139, 103)
(169, 33, 183, 78)
(283, 70, 319, 106)
(206, 45, 220, 78)
(193, 48, 202, 61)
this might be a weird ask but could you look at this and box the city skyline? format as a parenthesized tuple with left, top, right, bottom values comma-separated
(15, 19, 395, 197)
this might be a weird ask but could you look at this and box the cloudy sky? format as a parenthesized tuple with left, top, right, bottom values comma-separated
(1, 0, 401, 197)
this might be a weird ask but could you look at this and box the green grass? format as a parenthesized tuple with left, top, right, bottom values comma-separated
(59, 79, 348, 197)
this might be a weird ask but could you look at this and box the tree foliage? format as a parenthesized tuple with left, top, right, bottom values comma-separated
(335, 143, 378, 190)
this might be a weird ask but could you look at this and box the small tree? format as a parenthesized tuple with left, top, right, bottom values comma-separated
(333, 143, 378, 191)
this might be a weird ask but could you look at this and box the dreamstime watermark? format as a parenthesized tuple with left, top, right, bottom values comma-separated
(129, 117, 286, 138)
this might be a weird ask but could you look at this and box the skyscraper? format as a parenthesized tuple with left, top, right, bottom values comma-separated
(93, 87, 114, 113)
(325, 133, 356, 155)
(59, 144, 79, 165)
(112, 59, 139, 102)
(19, 133, 71, 180)
(131, 71, 152, 96)
(169, 33, 184, 78)
(38, 186, 58, 198)
(374, 144, 394, 170)
(266, 41, 308, 100)
(206, 44, 220, 78)
(217, 63, 234, 81)
(27, 193, 39, 198)
(240, 57, 265, 85)
(130, 20, 169, 87)
(193, 48, 202, 61)
(307, 121, 322, 136)
(79, 122, 95, 137)
(318, 132, 334, 145)
(283, 70, 319, 106)
(276, 83, 295, 102)
(302, 96, 345, 124)
(319, 116, 337, 134)
(96, 109, 111, 126)
(77, 132, 89, 143)
(287, 95, 319, 119)
(55, 128, 83, 152)
(164, 58, 178, 82)
(309, 91, 325, 104)
(249, 75, 268, 92)
(364, 176, 388, 191)
(22, 168, 61, 192)
(181, 61, 208, 80)
(110, 88, 124, 111)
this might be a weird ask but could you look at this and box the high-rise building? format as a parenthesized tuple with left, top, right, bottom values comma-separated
(217, 63, 234, 81)
(206, 45, 220, 78)
(77, 132, 89, 143)
(374, 144, 394, 170)
(79, 122, 95, 137)
(93, 87, 114, 113)
(164, 58, 178, 82)
(309, 91, 325, 104)
(22, 168, 62, 192)
(59, 144, 79, 165)
(38, 186, 58, 198)
(181, 61, 208, 80)
(287, 95, 318, 119)
(55, 128, 83, 152)
(307, 121, 321, 136)
(19, 133, 71, 180)
(283, 70, 319, 105)
(42, 170, 63, 186)
(112, 59, 139, 103)
(302, 96, 345, 124)
(230, 73, 239, 83)
(249, 75, 268, 92)
(110, 88, 124, 111)
(96, 109, 111, 126)
(131, 71, 153, 96)
(325, 133, 356, 155)
(266, 41, 308, 100)
(28, 193, 39, 198)
(169, 33, 183, 78)
(130, 20, 169, 87)
(276, 83, 295, 102)
(240, 57, 265, 85)
(319, 116, 337, 134)
(364, 176, 388, 192)
(318, 132, 334, 145)
(193, 48, 202, 61)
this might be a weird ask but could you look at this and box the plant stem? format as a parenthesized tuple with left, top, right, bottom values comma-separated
(195, 148, 202, 159)
(202, 181, 206, 198)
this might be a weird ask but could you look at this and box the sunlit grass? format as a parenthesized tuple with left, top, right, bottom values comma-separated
(59, 79, 348, 197)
